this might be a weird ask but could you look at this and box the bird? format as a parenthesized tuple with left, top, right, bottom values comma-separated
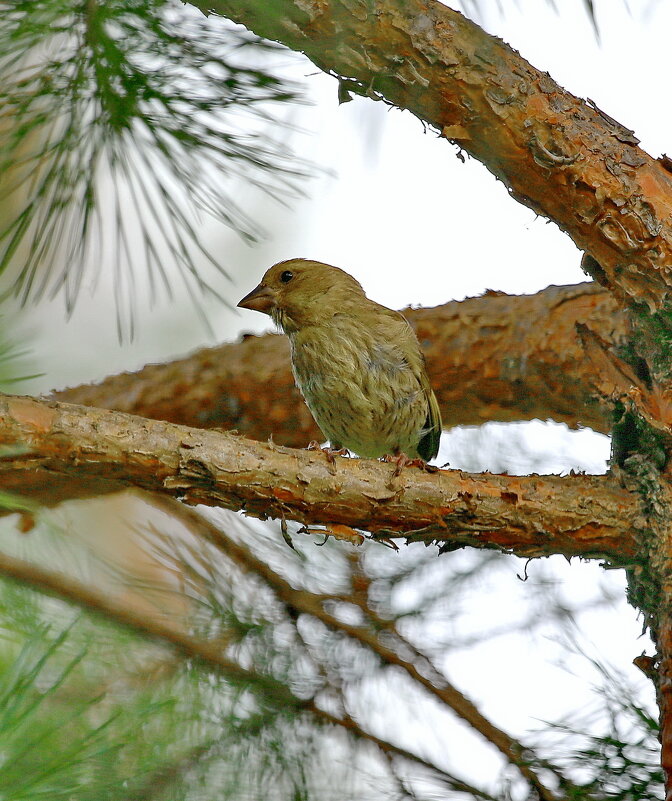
(237, 258, 442, 463)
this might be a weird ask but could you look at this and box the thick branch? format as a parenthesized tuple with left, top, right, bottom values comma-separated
(196, 0, 672, 310)
(55, 282, 625, 442)
(0, 393, 637, 559)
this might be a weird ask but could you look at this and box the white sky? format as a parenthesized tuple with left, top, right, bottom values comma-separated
(228, 1, 666, 783)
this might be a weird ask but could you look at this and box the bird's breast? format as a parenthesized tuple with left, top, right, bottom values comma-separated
(288, 324, 428, 458)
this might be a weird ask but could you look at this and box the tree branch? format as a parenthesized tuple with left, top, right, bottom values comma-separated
(0, 547, 294, 699)
(195, 0, 672, 311)
(0, 393, 637, 559)
(54, 282, 625, 441)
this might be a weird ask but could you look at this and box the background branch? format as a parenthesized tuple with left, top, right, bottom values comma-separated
(158, 497, 572, 796)
(54, 282, 625, 440)
(0, 545, 528, 800)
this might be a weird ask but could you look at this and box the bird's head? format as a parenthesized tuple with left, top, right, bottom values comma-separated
(237, 258, 366, 333)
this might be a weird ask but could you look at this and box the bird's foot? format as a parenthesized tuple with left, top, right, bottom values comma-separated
(382, 452, 439, 477)
(306, 441, 350, 465)
(297, 523, 365, 546)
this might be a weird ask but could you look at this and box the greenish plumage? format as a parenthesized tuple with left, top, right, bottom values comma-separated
(238, 258, 442, 461)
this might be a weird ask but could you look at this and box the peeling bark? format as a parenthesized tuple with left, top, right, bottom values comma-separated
(54, 282, 625, 443)
(195, 0, 672, 311)
(0, 394, 638, 559)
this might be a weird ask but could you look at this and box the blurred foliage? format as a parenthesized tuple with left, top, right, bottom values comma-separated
(0, 604, 197, 801)
(0, 0, 665, 797)
(0, 483, 38, 516)
(0, 0, 650, 340)
(0, 584, 325, 801)
(0, 504, 660, 800)
(539, 665, 664, 800)
(0, 318, 40, 390)
(0, 0, 311, 338)
(0, 320, 41, 513)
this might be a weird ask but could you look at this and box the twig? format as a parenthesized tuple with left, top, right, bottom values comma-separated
(153, 498, 568, 799)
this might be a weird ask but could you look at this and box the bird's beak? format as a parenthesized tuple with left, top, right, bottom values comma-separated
(237, 283, 276, 314)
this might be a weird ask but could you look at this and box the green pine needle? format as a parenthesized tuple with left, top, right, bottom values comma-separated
(0, 0, 311, 338)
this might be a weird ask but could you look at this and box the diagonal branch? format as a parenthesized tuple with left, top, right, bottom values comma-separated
(311, 703, 505, 801)
(54, 282, 625, 441)
(196, 0, 672, 311)
(0, 548, 294, 701)
(0, 393, 638, 559)
(156, 497, 575, 797)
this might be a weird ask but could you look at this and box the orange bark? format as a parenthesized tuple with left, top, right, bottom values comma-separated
(659, 618, 672, 799)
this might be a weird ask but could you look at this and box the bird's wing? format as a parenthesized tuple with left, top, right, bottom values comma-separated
(418, 378, 442, 461)
(377, 306, 443, 461)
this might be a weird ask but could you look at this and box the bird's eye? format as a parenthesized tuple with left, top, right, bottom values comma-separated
(280, 270, 294, 283)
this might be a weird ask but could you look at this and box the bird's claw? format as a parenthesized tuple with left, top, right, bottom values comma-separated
(306, 441, 350, 464)
(382, 452, 438, 477)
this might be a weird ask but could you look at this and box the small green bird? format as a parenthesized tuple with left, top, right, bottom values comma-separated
(237, 258, 442, 462)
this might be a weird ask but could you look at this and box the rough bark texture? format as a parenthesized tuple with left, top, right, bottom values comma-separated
(623, 463, 672, 800)
(182, 1, 672, 768)
(0, 393, 638, 559)
(54, 282, 625, 443)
